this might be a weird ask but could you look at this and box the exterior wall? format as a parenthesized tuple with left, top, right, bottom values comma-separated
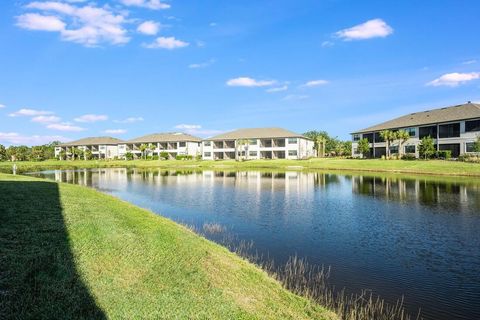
(120, 141, 201, 159)
(201, 137, 314, 160)
(351, 118, 480, 158)
(55, 144, 119, 159)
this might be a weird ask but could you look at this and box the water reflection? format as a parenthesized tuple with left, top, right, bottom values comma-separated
(30, 168, 480, 320)
(351, 175, 480, 213)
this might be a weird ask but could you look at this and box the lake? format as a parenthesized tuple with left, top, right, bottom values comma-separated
(28, 168, 480, 320)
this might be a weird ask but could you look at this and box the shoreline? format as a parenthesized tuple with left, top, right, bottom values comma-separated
(1, 158, 480, 178)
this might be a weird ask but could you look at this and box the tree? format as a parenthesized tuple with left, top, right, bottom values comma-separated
(84, 150, 93, 160)
(304, 131, 335, 156)
(343, 141, 352, 156)
(236, 139, 249, 161)
(419, 136, 435, 159)
(139, 144, 148, 160)
(148, 143, 156, 158)
(357, 138, 371, 158)
(0, 144, 7, 161)
(474, 135, 480, 152)
(396, 130, 410, 156)
(380, 130, 397, 158)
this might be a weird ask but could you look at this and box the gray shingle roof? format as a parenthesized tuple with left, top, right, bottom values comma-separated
(59, 136, 124, 147)
(206, 128, 310, 141)
(352, 102, 480, 134)
(127, 132, 201, 143)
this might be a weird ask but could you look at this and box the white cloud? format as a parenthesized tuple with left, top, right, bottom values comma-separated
(427, 72, 480, 87)
(104, 129, 126, 134)
(283, 94, 309, 101)
(0, 132, 68, 146)
(266, 85, 288, 93)
(74, 114, 108, 122)
(0, 104, 5, 109)
(188, 59, 215, 69)
(137, 21, 160, 35)
(302, 79, 329, 87)
(9, 108, 53, 117)
(31, 115, 61, 123)
(114, 116, 144, 123)
(226, 77, 276, 87)
(209, 22, 217, 27)
(120, 0, 170, 10)
(18, 1, 130, 46)
(321, 40, 334, 48)
(16, 13, 66, 31)
(463, 59, 477, 65)
(336, 19, 393, 41)
(47, 123, 86, 132)
(174, 124, 201, 130)
(143, 36, 189, 49)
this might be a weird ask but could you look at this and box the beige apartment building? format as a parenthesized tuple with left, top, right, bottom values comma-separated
(201, 128, 315, 160)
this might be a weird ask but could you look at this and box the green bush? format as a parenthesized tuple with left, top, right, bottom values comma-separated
(402, 153, 416, 160)
(152, 155, 159, 160)
(458, 154, 480, 163)
(125, 152, 134, 161)
(159, 152, 169, 160)
(436, 150, 452, 160)
(195, 155, 202, 161)
(175, 155, 193, 160)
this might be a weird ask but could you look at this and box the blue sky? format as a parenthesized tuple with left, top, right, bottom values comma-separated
(1, 0, 479, 145)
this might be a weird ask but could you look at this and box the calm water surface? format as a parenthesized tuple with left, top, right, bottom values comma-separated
(30, 168, 480, 320)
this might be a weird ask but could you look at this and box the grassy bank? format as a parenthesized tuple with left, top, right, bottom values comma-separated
(0, 173, 335, 319)
(1, 158, 480, 177)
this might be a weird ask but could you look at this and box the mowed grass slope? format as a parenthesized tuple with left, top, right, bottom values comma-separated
(0, 173, 336, 320)
(1, 158, 480, 177)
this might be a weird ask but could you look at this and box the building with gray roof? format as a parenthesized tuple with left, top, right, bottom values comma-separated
(351, 102, 480, 158)
(202, 128, 314, 160)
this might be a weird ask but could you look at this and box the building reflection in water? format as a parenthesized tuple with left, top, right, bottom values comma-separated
(51, 168, 480, 216)
(351, 175, 480, 213)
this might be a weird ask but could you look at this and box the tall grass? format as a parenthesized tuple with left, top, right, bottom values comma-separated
(188, 223, 421, 320)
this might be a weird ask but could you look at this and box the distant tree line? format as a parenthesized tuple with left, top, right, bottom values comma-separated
(0, 142, 60, 162)
(303, 130, 352, 157)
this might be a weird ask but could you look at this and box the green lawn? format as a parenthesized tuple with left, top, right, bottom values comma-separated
(1, 158, 480, 177)
(0, 173, 336, 319)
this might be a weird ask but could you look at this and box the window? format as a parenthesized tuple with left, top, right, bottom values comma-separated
(390, 146, 399, 154)
(288, 138, 297, 144)
(419, 125, 437, 139)
(405, 128, 416, 137)
(288, 150, 298, 156)
(465, 120, 480, 132)
(439, 123, 460, 138)
(363, 133, 374, 143)
(249, 139, 257, 145)
(404, 145, 416, 153)
(374, 132, 384, 142)
(353, 134, 361, 141)
(204, 152, 211, 157)
(204, 141, 211, 147)
(466, 143, 475, 152)
(354, 148, 359, 154)
(179, 142, 186, 147)
(249, 151, 257, 157)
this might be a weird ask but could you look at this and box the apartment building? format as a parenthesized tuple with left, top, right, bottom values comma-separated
(55, 137, 124, 159)
(118, 132, 202, 159)
(351, 102, 480, 158)
(202, 128, 315, 160)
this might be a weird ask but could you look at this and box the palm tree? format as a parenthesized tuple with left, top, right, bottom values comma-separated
(148, 143, 156, 158)
(316, 137, 326, 157)
(380, 130, 397, 159)
(236, 139, 249, 161)
(396, 130, 410, 156)
(139, 144, 148, 160)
